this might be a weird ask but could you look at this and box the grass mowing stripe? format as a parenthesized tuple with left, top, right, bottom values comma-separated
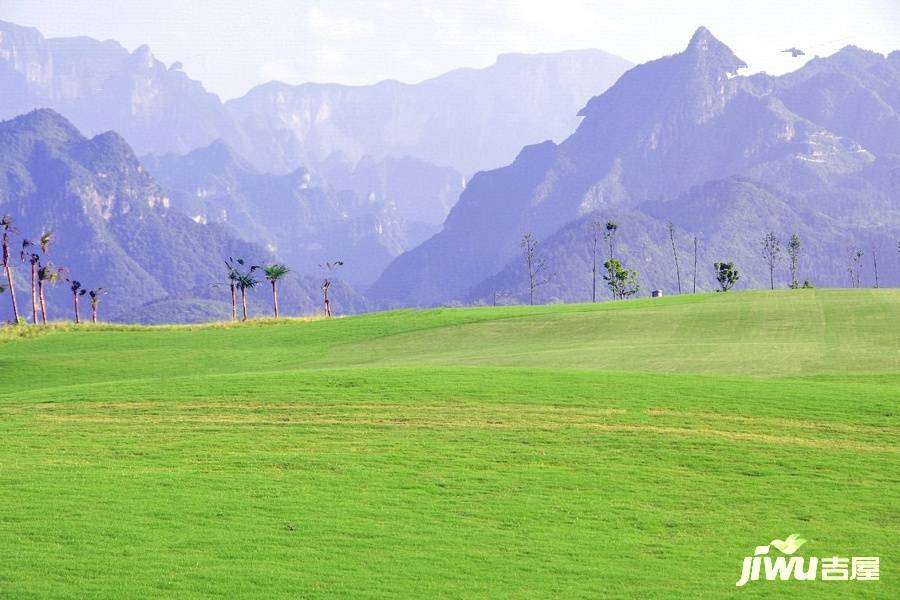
(0, 290, 896, 598)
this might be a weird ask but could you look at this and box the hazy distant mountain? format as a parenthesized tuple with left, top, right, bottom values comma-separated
(143, 141, 452, 285)
(0, 110, 366, 324)
(4, 20, 898, 317)
(0, 20, 233, 157)
(371, 28, 900, 306)
(771, 46, 900, 157)
(0, 19, 632, 179)
(225, 49, 633, 175)
(316, 153, 464, 227)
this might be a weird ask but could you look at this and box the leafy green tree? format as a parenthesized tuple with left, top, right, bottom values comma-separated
(603, 221, 619, 300)
(0, 216, 20, 322)
(67, 279, 87, 324)
(761, 232, 781, 290)
(603, 258, 640, 300)
(787, 234, 801, 289)
(714, 261, 740, 292)
(262, 263, 291, 318)
(37, 262, 64, 324)
(88, 288, 107, 324)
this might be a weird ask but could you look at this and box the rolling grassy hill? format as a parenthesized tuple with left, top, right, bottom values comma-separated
(0, 289, 897, 598)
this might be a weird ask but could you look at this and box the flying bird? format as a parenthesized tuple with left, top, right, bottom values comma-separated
(782, 47, 806, 58)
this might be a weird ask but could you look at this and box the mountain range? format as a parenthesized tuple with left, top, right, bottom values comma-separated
(0, 109, 367, 324)
(370, 28, 900, 306)
(0, 18, 631, 295)
(142, 141, 461, 286)
(224, 49, 634, 175)
(0, 21, 898, 323)
(0, 19, 632, 177)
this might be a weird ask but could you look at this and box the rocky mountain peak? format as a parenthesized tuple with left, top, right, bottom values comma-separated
(7, 108, 85, 146)
(684, 26, 747, 76)
(130, 44, 156, 69)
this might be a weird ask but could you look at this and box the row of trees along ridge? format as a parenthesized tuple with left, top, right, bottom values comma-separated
(1, 215, 105, 325)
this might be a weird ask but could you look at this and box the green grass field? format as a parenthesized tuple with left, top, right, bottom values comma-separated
(0, 289, 897, 598)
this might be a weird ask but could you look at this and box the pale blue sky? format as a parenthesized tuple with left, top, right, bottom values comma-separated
(2, 0, 899, 100)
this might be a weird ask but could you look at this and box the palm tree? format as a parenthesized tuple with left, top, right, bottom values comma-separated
(20, 231, 52, 324)
(320, 261, 343, 317)
(37, 262, 64, 324)
(235, 268, 260, 322)
(1, 216, 20, 322)
(321, 280, 333, 317)
(20, 241, 40, 324)
(223, 257, 243, 321)
(262, 264, 290, 318)
(67, 279, 86, 324)
(38, 231, 52, 254)
(88, 288, 107, 324)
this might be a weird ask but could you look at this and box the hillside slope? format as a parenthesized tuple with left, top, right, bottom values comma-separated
(0, 109, 367, 323)
(2, 289, 897, 385)
(0, 290, 897, 598)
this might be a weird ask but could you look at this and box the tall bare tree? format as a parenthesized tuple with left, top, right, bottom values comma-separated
(0, 216, 20, 322)
(589, 220, 603, 302)
(871, 243, 880, 288)
(667, 221, 682, 294)
(692, 236, 699, 293)
(787, 234, 801, 289)
(520, 232, 550, 306)
(603, 221, 618, 260)
(761, 232, 781, 290)
(88, 288, 106, 324)
(320, 261, 343, 317)
(848, 247, 864, 288)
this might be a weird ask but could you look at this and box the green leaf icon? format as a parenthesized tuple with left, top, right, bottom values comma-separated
(770, 534, 807, 555)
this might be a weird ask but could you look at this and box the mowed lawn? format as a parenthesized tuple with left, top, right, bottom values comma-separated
(0, 289, 897, 598)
